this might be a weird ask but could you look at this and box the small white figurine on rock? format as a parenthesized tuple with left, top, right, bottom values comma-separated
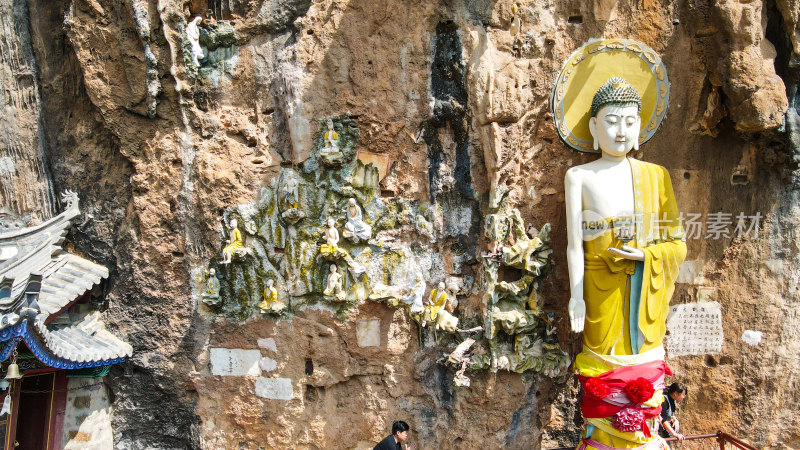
(283, 173, 299, 208)
(419, 282, 459, 331)
(318, 118, 347, 166)
(406, 271, 426, 314)
(320, 218, 347, 259)
(258, 279, 283, 312)
(343, 198, 372, 243)
(323, 264, 345, 300)
(186, 17, 204, 67)
(323, 218, 339, 248)
(321, 118, 339, 153)
(280, 172, 306, 224)
(201, 268, 221, 305)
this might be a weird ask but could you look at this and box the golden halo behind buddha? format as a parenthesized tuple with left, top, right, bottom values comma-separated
(551, 39, 670, 153)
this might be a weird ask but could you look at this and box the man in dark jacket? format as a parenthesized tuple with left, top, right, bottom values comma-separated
(659, 382, 687, 440)
(373, 421, 410, 450)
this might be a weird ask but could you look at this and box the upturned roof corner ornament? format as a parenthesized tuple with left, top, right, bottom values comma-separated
(60, 190, 79, 213)
(0, 191, 131, 370)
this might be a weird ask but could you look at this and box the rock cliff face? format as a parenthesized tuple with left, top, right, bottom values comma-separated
(0, 0, 56, 223)
(5, 0, 800, 448)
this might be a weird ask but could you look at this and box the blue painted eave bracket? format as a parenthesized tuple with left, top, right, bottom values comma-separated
(0, 320, 126, 370)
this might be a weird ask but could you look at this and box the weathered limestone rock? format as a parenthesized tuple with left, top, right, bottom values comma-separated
(3, 0, 800, 448)
(687, 0, 788, 132)
(466, 24, 531, 206)
(0, 0, 56, 224)
(775, 0, 800, 60)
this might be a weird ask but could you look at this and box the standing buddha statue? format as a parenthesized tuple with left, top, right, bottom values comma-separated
(557, 40, 685, 450)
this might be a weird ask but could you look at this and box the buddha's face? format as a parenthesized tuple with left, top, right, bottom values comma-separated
(438, 282, 445, 290)
(588, 104, 640, 156)
(327, 118, 334, 129)
(327, 218, 334, 227)
(230, 219, 238, 228)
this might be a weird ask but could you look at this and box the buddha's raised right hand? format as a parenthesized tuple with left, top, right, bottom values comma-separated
(568, 297, 585, 333)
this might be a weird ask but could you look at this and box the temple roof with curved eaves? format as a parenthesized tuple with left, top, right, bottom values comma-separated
(0, 191, 131, 368)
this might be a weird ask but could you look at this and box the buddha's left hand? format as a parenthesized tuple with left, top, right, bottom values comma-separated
(607, 245, 645, 261)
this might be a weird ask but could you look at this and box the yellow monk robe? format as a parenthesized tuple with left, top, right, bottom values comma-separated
(577, 158, 686, 449)
(427, 289, 448, 321)
(581, 158, 686, 356)
(324, 130, 338, 141)
(224, 228, 243, 253)
(258, 286, 278, 311)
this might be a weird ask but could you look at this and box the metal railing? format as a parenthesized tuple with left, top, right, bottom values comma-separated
(664, 431, 758, 449)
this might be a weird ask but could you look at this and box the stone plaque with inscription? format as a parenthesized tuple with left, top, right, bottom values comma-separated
(666, 302, 723, 357)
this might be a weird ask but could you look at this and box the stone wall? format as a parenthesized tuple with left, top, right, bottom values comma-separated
(62, 378, 114, 449)
(2, 0, 800, 448)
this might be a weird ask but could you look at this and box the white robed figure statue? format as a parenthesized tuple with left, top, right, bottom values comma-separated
(186, 17, 204, 67)
(343, 198, 371, 243)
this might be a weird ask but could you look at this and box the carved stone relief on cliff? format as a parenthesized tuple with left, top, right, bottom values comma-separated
(195, 116, 569, 386)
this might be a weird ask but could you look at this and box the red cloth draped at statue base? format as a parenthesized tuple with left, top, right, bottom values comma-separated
(578, 360, 671, 438)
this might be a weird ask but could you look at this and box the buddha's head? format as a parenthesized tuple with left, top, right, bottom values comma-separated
(438, 281, 445, 291)
(209, 268, 215, 277)
(327, 118, 334, 130)
(327, 218, 335, 228)
(330, 264, 338, 273)
(230, 218, 238, 229)
(588, 77, 642, 156)
(348, 198, 356, 208)
(266, 278, 274, 288)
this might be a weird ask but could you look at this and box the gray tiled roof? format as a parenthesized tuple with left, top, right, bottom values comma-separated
(1, 192, 79, 303)
(34, 312, 132, 363)
(0, 192, 108, 325)
(37, 253, 108, 316)
(0, 191, 131, 366)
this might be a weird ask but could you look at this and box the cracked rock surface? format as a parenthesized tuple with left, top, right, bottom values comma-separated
(4, 0, 800, 448)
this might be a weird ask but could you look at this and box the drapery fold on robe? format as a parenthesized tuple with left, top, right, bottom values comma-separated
(581, 158, 686, 356)
(631, 158, 686, 353)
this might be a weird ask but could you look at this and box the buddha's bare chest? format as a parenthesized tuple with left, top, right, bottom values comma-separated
(580, 168, 635, 218)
